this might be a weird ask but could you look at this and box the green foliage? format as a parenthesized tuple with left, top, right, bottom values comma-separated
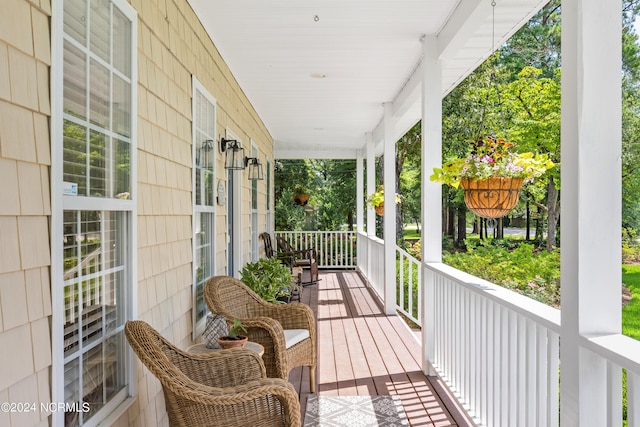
(366, 185, 401, 208)
(622, 228, 640, 263)
(275, 159, 357, 231)
(227, 318, 248, 339)
(275, 188, 307, 231)
(240, 257, 292, 304)
(443, 240, 560, 306)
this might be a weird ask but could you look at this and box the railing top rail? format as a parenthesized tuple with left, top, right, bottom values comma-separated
(581, 333, 640, 374)
(396, 245, 419, 263)
(277, 230, 355, 235)
(426, 262, 561, 332)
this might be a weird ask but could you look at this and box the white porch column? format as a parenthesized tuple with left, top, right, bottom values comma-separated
(356, 149, 364, 233)
(366, 132, 376, 235)
(420, 36, 443, 376)
(560, 0, 622, 425)
(383, 102, 397, 314)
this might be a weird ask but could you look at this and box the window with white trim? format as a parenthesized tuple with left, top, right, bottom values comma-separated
(56, 0, 137, 425)
(192, 78, 216, 337)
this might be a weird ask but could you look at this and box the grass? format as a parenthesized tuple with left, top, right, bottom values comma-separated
(622, 265, 640, 340)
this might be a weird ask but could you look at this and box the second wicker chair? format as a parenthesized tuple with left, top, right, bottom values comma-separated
(204, 275, 316, 392)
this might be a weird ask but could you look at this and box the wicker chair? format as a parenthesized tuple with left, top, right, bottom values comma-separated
(124, 320, 301, 427)
(204, 276, 316, 393)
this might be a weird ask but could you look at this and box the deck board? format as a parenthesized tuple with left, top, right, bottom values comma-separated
(289, 270, 475, 426)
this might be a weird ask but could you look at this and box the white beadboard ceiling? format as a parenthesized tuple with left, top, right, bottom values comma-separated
(187, 0, 548, 158)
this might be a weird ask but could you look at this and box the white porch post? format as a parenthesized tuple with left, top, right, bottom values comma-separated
(366, 132, 376, 235)
(356, 149, 364, 233)
(383, 102, 397, 314)
(420, 36, 443, 376)
(560, 0, 622, 425)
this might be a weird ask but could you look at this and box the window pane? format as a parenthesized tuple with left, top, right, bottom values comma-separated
(63, 42, 87, 120)
(112, 8, 131, 76)
(104, 331, 127, 400)
(89, 0, 110, 62)
(82, 343, 104, 421)
(89, 59, 110, 129)
(64, 0, 87, 45)
(113, 75, 131, 137)
(194, 212, 214, 323)
(63, 120, 88, 196)
(114, 138, 131, 199)
(89, 130, 107, 197)
(64, 358, 80, 427)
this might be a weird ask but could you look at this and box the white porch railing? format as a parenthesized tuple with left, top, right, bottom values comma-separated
(276, 231, 357, 269)
(396, 245, 421, 326)
(425, 262, 561, 426)
(356, 232, 385, 298)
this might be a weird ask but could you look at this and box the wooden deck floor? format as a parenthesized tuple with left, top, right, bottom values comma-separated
(288, 270, 474, 427)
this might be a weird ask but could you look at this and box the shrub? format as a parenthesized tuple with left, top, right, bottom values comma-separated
(443, 241, 560, 307)
(240, 257, 292, 304)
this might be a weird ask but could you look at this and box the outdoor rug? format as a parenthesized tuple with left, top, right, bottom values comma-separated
(303, 395, 409, 427)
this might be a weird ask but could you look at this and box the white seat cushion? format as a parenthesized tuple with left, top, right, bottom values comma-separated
(284, 329, 310, 349)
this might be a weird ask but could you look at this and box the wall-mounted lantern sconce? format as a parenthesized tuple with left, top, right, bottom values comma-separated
(219, 138, 245, 170)
(245, 157, 264, 180)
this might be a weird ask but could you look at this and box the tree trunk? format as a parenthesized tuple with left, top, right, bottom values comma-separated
(546, 176, 560, 251)
(456, 204, 467, 245)
(446, 204, 455, 237)
(496, 217, 504, 239)
(526, 197, 531, 241)
(347, 210, 354, 231)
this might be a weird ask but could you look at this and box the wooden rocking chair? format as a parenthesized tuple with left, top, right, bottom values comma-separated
(276, 236, 319, 285)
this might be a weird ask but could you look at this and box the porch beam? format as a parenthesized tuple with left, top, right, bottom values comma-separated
(421, 35, 443, 377)
(383, 102, 397, 314)
(560, 0, 622, 424)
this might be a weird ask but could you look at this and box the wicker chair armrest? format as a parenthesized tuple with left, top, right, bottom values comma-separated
(257, 302, 315, 332)
(279, 247, 317, 260)
(236, 316, 288, 353)
(174, 377, 301, 426)
(180, 347, 266, 388)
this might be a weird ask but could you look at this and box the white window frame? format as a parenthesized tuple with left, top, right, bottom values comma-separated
(51, 0, 138, 425)
(192, 77, 217, 338)
(250, 142, 259, 261)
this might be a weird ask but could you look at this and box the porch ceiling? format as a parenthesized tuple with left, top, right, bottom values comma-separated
(188, 0, 547, 159)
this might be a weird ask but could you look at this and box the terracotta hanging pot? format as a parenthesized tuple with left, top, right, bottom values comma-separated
(460, 176, 524, 219)
(293, 193, 309, 206)
(374, 203, 384, 216)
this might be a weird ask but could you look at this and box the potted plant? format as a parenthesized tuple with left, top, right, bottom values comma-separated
(292, 184, 310, 206)
(216, 318, 248, 349)
(240, 257, 293, 303)
(366, 185, 401, 215)
(430, 136, 554, 218)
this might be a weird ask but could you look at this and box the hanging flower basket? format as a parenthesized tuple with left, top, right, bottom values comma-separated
(430, 136, 555, 219)
(460, 177, 524, 219)
(293, 193, 309, 206)
(366, 185, 401, 216)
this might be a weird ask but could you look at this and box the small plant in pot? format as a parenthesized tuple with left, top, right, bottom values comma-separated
(217, 318, 248, 349)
